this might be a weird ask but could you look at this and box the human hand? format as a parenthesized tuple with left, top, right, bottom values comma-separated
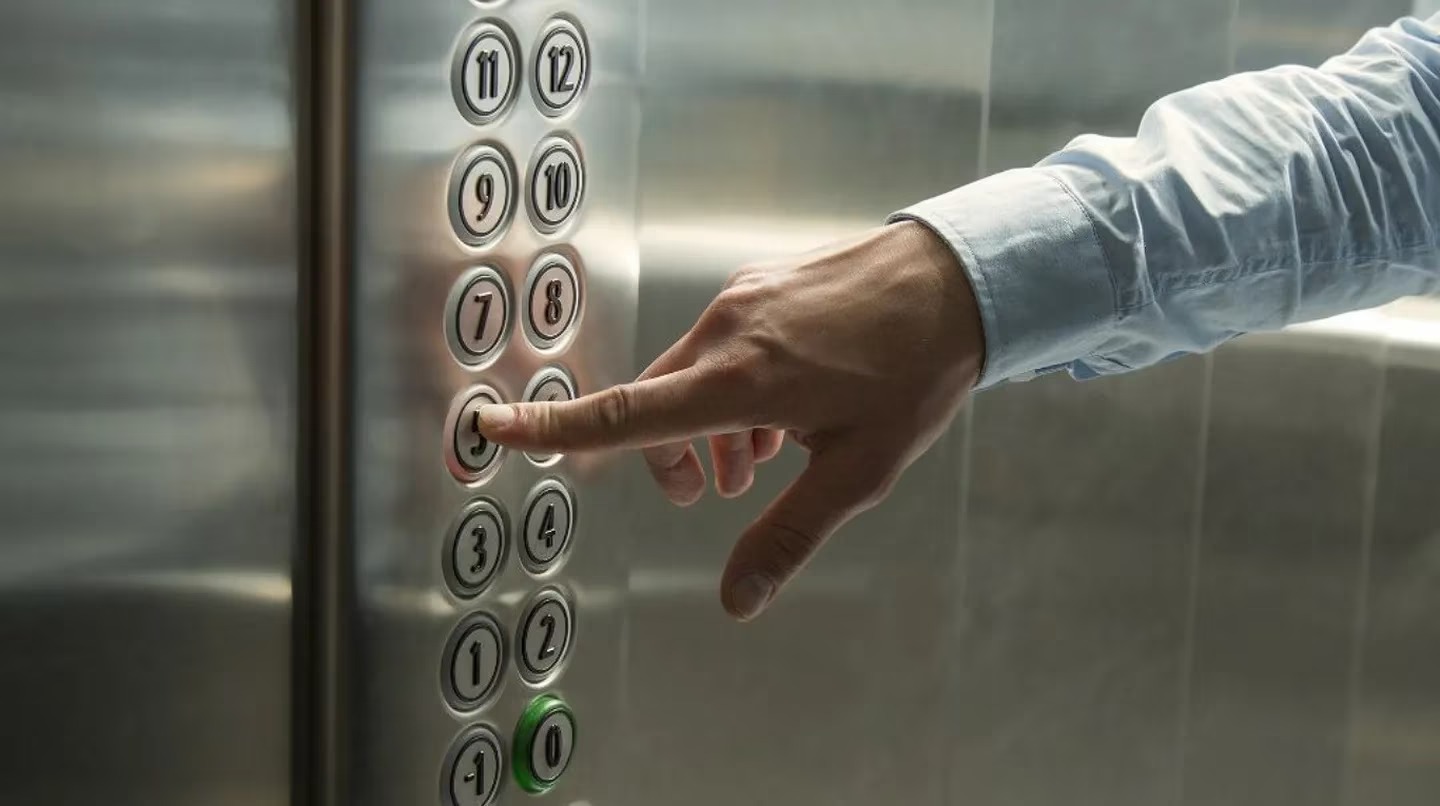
(476, 221, 985, 621)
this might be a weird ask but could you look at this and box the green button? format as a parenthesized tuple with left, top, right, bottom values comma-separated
(512, 694, 576, 795)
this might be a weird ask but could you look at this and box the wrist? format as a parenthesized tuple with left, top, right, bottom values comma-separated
(887, 219, 988, 387)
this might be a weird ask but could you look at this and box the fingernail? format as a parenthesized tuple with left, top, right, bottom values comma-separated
(729, 574, 775, 621)
(477, 405, 516, 428)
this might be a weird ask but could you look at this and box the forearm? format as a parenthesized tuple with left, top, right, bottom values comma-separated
(897, 15, 1440, 388)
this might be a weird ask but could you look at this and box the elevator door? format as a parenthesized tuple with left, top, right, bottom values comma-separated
(344, 1, 641, 804)
(0, 1, 300, 804)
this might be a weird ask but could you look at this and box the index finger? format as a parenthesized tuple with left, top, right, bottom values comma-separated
(475, 363, 758, 454)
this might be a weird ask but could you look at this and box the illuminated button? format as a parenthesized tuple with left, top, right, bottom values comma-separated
(445, 386, 507, 484)
(515, 588, 574, 683)
(526, 137, 585, 234)
(512, 695, 576, 795)
(519, 478, 576, 575)
(532, 17, 590, 116)
(443, 725, 504, 806)
(453, 22, 519, 125)
(521, 367, 577, 466)
(442, 613, 506, 711)
(443, 500, 508, 598)
(523, 253, 582, 348)
(446, 267, 511, 367)
(449, 145, 517, 247)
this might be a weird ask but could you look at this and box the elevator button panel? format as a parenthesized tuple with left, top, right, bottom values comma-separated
(450, 145, 518, 247)
(453, 22, 520, 125)
(520, 479, 575, 575)
(431, 7, 608, 802)
(446, 386, 507, 484)
(446, 266, 512, 366)
(444, 500, 509, 599)
(523, 253, 582, 349)
(512, 695, 577, 795)
(516, 588, 574, 683)
(526, 136, 585, 234)
(532, 17, 590, 116)
(443, 725, 505, 806)
(443, 613, 506, 712)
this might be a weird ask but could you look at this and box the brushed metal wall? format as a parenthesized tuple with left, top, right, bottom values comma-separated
(1, 2, 1436, 805)
(631, 3, 1440, 806)
(0, 1, 299, 804)
(630, 3, 990, 805)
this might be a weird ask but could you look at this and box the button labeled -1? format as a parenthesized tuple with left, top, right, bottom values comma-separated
(443, 725, 504, 806)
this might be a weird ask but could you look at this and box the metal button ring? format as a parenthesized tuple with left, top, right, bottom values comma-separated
(445, 385, 507, 485)
(452, 21, 520, 125)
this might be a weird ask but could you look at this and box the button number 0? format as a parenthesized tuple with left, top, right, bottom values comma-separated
(545, 724, 563, 768)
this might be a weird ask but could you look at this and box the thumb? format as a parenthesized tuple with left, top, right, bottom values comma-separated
(720, 441, 899, 622)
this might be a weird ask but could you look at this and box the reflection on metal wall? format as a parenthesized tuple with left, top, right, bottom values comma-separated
(630, 2, 990, 805)
(632, 2, 1440, 806)
(0, 1, 298, 804)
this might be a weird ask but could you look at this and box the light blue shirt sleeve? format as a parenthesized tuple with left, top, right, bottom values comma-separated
(893, 15, 1440, 389)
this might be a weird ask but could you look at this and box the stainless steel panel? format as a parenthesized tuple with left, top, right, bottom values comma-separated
(957, 360, 1210, 806)
(344, 1, 641, 804)
(1181, 335, 1386, 806)
(1343, 339, 1440, 806)
(952, 3, 1232, 804)
(1236, 0, 1415, 71)
(629, 3, 990, 806)
(0, 1, 299, 804)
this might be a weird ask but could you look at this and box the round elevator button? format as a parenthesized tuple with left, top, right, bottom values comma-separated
(442, 613, 506, 711)
(444, 500, 508, 599)
(446, 266, 512, 367)
(449, 145, 517, 247)
(532, 17, 590, 116)
(453, 22, 520, 125)
(445, 386, 507, 484)
(523, 253, 582, 349)
(512, 695, 576, 795)
(443, 725, 504, 806)
(515, 588, 574, 683)
(521, 367, 577, 466)
(520, 479, 576, 575)
(526, 137, 585, 234)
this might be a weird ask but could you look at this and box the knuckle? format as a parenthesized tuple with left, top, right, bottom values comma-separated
(726, 263, 763, 288)
(592, 385, 634, 431)
(851, 462, 902, 510)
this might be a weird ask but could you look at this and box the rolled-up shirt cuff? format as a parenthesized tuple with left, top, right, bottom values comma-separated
(889, 168, 1117, 390)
